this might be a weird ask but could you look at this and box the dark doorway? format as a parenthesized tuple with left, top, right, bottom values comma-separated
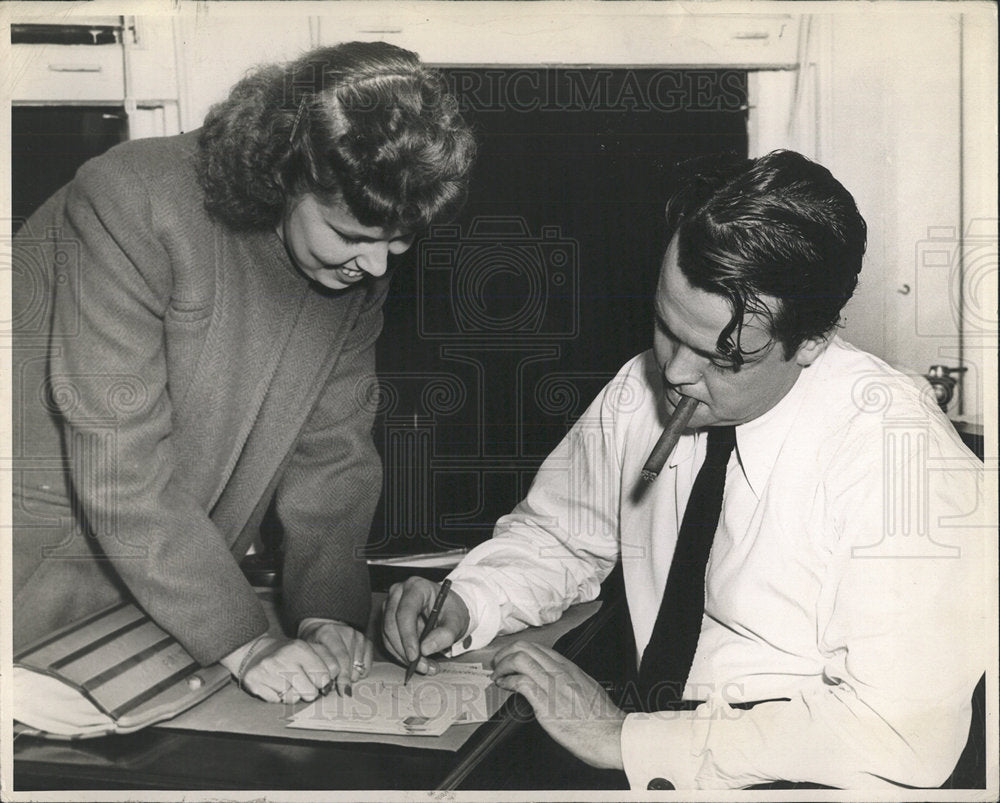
(11, 106, 128, 232)
(368, 67, 748, 556)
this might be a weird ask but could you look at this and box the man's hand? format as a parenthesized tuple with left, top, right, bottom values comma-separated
(382, 577, 470, 676)
(491, 641, 626, 770)
(299, 620, 374, 696)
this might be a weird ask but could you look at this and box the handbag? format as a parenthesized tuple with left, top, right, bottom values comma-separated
(13, 601, 231, 738)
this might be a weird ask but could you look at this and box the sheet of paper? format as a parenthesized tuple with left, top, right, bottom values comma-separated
(287, 661, 493, 736)
(160, 599, 602, 751)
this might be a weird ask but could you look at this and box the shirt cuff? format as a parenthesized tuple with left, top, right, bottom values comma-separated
(441, 576, 502, 657)
(620, 707, 711, 790)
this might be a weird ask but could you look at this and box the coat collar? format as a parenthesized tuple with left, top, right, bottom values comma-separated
(177, 224, 373, 525)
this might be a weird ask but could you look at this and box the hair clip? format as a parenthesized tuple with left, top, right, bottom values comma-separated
(289, 95, 309, 144)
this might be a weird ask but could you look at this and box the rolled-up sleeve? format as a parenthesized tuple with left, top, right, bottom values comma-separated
(445, 371, 630, 653)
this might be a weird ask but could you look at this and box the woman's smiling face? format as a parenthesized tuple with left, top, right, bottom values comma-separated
(277, 194, 415, 291)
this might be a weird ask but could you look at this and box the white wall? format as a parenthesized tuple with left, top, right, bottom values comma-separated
(812, 6, 995, 424)
(167, 2, 800, 132)
(6, 1, 995, 425)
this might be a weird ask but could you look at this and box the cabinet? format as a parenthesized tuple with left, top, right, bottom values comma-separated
(9, 16, 182, 140)
(818, 11, 993, 424)
(10, 43, 126, 102)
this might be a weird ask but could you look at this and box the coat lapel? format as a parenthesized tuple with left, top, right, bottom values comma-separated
(212, 286, 363, 551)
(172, 227, 306, 517)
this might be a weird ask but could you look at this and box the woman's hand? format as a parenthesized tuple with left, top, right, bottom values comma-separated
(224, 635, 334, 704)
(298, 619, 374, 696)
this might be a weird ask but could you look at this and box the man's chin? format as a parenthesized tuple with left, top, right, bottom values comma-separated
(685, 413, 711, 431)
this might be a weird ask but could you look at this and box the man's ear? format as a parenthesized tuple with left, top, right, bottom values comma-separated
(794, 334, 830, 367)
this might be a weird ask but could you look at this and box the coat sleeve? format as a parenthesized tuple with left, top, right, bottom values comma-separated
(45, 155, 267, 665)
(273, 280, 389, 634)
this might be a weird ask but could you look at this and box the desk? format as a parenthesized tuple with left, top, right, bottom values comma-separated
(12, 588, 985, 792)
(12, 596, 626, 792)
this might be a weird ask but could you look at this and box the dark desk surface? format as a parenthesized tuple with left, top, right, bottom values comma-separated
(13, 589, 985, 792)
(12, 597, 626, 793)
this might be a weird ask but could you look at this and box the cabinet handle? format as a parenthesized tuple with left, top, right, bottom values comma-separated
(47, 63, 102, 73)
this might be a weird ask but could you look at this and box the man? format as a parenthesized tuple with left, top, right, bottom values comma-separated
(382, 151, 987, 789)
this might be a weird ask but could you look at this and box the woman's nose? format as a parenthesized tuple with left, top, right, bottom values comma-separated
(356, 242, 390, 277)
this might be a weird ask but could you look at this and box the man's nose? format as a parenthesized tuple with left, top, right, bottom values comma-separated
(356, 242, 390, 277)
(662, 345, 704, 387)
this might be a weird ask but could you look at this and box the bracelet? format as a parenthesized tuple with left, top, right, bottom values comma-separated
(236, 634, 269, 689)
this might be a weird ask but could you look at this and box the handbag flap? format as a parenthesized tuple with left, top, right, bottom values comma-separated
(14, 601, 230, 737)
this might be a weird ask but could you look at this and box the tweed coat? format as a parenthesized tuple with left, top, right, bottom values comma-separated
(12, 132, 386, 665)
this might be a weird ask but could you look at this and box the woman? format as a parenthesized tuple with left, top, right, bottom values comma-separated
(11, 41, 474, 705)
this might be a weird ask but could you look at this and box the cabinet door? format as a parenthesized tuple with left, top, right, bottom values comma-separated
(823, 12, 989, 424)
(9, 43, 125, 102)
(876, 16, 966, 417)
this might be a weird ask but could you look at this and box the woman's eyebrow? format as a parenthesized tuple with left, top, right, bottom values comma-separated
(336, 227, 383, 243)
(321, 213, 380, 240)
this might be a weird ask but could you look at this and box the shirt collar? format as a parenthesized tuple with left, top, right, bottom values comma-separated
(733, 351, 823, 497)
(661, 347, 827, 481)
(666, 428, 698, 469)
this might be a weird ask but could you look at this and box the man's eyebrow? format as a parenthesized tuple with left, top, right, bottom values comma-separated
(654, 312, 729, 362)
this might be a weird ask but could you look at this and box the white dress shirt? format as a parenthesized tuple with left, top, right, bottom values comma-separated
(446, 338, 989, 789)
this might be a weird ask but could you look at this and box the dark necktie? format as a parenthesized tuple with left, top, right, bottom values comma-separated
(637, 425, 737, 711)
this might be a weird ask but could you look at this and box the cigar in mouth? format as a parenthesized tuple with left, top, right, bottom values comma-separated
(640, 395, 700, 483)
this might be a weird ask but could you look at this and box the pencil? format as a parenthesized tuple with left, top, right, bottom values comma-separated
(640, 396, 700, 483)
(404, 579, 452, 685)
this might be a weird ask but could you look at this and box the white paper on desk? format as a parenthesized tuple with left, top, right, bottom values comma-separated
(287, 662, 493, 737)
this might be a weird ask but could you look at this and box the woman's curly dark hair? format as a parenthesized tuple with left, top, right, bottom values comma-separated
(197, 41, 476, 231)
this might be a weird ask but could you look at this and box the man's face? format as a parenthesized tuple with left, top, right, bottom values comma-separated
(652, 235, 822, 429)
(277, 193, 415, 291)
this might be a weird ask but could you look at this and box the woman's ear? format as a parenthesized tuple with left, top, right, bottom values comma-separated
(794, 334, 830, 367)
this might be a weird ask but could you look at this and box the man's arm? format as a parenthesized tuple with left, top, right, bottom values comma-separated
(382, 362, 642, 667)
(620, 421, 988, 790)
(491, 641, 627, 770)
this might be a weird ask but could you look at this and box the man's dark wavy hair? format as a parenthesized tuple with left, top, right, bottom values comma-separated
(664, 150, 867, 363)
(197, 41, 476, 231)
